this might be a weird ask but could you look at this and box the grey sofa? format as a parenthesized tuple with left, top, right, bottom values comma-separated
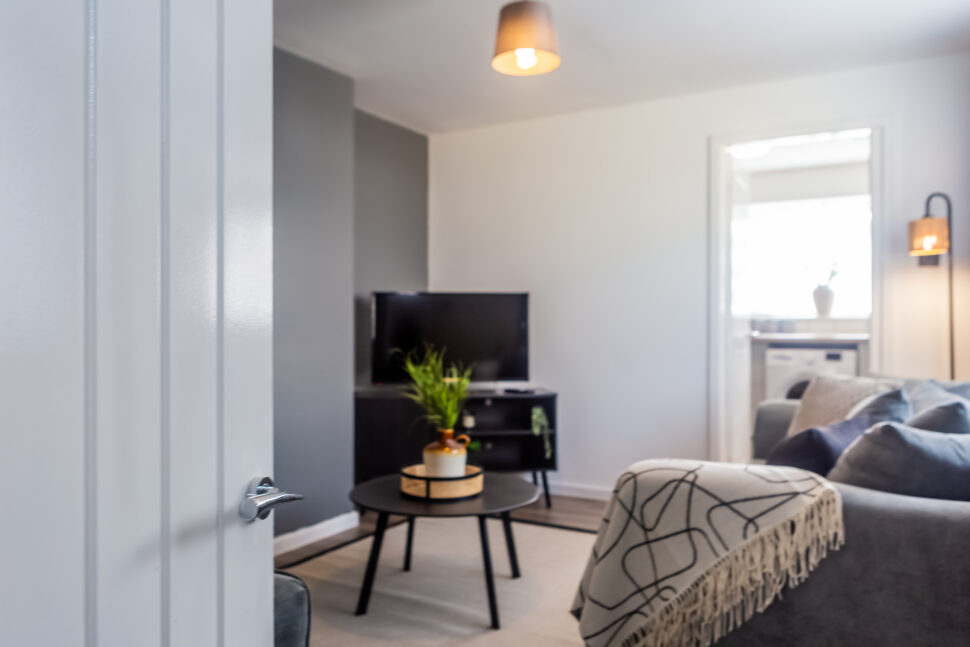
(721, 399, 970, 646)
(751, 398, 801, 460)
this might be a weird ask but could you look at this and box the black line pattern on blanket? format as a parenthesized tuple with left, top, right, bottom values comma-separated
(578, 463, 827, 646)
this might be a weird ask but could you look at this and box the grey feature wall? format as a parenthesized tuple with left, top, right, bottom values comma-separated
(273, 49, 355, 534)
(273, 51, 430, 535)
(354, 110, 429, 385)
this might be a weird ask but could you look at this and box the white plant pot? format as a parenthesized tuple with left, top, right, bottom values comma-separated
(422, 429, 470, 477)
(813, 285, 835, 318)
(423, 450, 467, 478)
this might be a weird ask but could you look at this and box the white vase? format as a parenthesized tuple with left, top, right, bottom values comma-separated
(813, 285, 834, 318)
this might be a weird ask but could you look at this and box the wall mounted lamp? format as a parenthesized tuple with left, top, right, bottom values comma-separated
(909, 192, 955, 379)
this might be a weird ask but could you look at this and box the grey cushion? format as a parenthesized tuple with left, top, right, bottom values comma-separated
(828, 423, 970, 501)
(906, 379, 970, 414)
(906, 400, 970, 435)
(937, 379, 970, 400)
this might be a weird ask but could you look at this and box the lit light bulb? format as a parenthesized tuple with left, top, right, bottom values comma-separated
(922, 235, 938, 251)
(514, 48, 538, 70)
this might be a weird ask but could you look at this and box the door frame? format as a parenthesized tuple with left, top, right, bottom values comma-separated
(706, 121, 888, 462)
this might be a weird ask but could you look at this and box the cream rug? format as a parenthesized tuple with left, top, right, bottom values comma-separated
(286, 517, 596, 646)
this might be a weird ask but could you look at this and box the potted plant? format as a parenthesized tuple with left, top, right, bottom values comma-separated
(402, 345, 473, 477)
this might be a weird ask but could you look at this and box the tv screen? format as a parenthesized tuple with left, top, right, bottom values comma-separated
(371, 292, 529, 383)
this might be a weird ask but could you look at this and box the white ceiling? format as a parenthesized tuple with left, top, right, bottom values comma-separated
(274, 0, 970, 134)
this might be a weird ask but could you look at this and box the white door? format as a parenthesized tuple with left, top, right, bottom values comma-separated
(1, 1, 276, 646)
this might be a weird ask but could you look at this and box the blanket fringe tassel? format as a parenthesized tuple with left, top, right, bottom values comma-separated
(621, 488, 845, 647)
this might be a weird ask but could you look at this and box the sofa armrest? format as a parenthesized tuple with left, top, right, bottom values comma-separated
(752, 399, 799, 459)
(836, 482, 970, 555)
(719, 484, 970, 646)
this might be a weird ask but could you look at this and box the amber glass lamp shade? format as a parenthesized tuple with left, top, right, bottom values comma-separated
(909, 217, 950, 256)
(491, 1, 560, 76)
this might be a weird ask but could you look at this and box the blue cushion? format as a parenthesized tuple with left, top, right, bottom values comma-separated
(845, 388, 912, 422)
(906, 400, 970, 435)
(828, 423, 970, 501)
(767, 416, 871, 475)
(766, 389, 911, 475)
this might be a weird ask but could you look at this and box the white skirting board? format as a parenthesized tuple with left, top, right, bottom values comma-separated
(508, 472, 612, 501)
(512, 471, 613, 501)
(273, 510, 361, 556)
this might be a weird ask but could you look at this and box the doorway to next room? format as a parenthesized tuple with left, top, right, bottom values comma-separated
(711, 128, 879, 461)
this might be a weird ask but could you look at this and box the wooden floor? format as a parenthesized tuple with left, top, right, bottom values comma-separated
(274, 494, 606, 569)
(509, 493, 605, 533)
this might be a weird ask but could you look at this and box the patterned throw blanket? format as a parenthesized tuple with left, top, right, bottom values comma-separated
(571, 460, 844, 647)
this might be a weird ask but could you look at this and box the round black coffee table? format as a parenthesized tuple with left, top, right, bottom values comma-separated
(350, 472, 540, 629)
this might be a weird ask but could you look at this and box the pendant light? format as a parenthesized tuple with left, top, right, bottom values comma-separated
(491, 1, 560, 76)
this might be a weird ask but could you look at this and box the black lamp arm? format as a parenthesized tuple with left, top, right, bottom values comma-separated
(923, 191, 955, 380)
(924, 191, 952, 223)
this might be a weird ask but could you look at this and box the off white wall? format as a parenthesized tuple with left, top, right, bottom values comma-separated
(428, 53, 970, 496)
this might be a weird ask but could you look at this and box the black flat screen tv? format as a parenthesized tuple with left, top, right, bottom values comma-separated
(371, 292, 529, 383)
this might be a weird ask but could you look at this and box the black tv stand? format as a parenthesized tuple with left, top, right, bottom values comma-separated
(467, 387, 502, 396)
(354, 386, 557, 507)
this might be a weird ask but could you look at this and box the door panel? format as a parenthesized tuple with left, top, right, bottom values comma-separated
(0, 2, 87, 645)
(222, 1, 275, 645)
(96, 0, 163, 642)
(169, 0, 220, 644)
(0, 1, 273, 645)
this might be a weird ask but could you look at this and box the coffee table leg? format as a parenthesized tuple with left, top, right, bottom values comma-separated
(477, 515, 500, 629)
(355, 511, 389, 616)
(403, 516, 415, 571)
(500, 512, 520, 579)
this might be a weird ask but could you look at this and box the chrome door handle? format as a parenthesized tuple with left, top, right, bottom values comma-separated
(239, 476, 304, 521)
